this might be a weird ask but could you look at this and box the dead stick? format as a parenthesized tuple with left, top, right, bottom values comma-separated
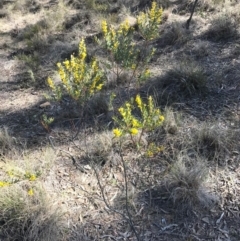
(186, 0, 198, 29)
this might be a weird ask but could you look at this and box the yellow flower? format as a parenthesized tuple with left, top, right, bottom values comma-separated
(79, 38, 87, 60)
(96, 83, 104, 90)
(150, 1, 157, 22)
(119, 20, 130, 35)
(159, 115, 164, 122)
(118, 107, 126, 117)
(113, 41, 119, 51)
(146, 150, 154, 157)
(29, 174, 36, 181)
(130, 128, 138, 135)
(28, 188, 34, 196)
(57, 62, 61, 68)
(135, 95, 143, 110)
(132, 118, 141, 128)
(144, 68, 150, 77)
(113, 128, 122, 137)
(47, 77, 55, 90)
(137, 12, 145, 26)
(0, 181, 10, 187)
(131, 64, 136, 70)
(63, 60, 70, 70)
(101, 20, 108, 35)
(58, 66, 67, 86)
(91, 59, 99, 71)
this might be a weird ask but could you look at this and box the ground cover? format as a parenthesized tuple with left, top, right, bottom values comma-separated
(0, 0, 239, 240)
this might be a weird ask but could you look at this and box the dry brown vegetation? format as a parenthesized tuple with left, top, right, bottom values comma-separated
(0, 0, 239, 240)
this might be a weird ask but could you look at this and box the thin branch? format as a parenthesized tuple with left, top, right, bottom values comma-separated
(119, 150, 141, 241)
(92, 149, 141, 241)
(186, 0, 198, 29)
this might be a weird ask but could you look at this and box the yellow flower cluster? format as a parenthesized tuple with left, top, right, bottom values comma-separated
(0, 181, 10, 188)
(141, 94, 165, 130)
(113, 100, 142, 137)
(137, 1, 163, 40)
(113, 95, 164, 141)
(101, 20, 108, 36)
(113, 128, 122, 137)
(101, 19, 137, 69)
(149, 1, 163, 24)
(47, 38, 104, 102)
(117, 20, 131, 36)
(130, 128, 138, 135)
(24, 172, 37, 181)
(28, 188, 34, 196)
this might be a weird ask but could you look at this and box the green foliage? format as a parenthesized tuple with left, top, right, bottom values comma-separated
(100, 18, 155, 87)
(101, 19, 136, 68)
(99, 2, 163, 87)
(145, 142, 165, 157)
(86, 0, 108, 12)
(113, 94, 164, 146)
(47, 39, 104, 103)
(16, 53, 40, 70)
(41, 114, 54, 132)
(46, 2, 165, 151)
(47, 2, 163, 99)
(137, 1, 163, 40)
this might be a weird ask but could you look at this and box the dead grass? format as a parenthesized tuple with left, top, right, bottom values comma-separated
(0, 127, 15, 156)
(0, 184, 63, 241)
(191, 40, 210, 58)
(165, 154, 216, 209)
(0, 0, 240, 240)
(205, 13, 238, 41)
(85, 93, 109, 116)
(161, 60, 207, 98)
(17, 1, 69, 50)
(194, 123, 239, 162)
(162, 107, 180, 135)
(160, 21, 191, 46)
(83, 131, 113, 162)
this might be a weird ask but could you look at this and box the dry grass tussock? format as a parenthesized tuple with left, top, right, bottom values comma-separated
(204, 12, 238, 41)
(0, 184, 63, 241)
(154, 60, 207, 102)
(165, 154, 217, 209)
(193, 122, 239, 162)
(0, 127, 15, 157)
(159, 21, 191, 46)
(0, 143, 61, 240)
